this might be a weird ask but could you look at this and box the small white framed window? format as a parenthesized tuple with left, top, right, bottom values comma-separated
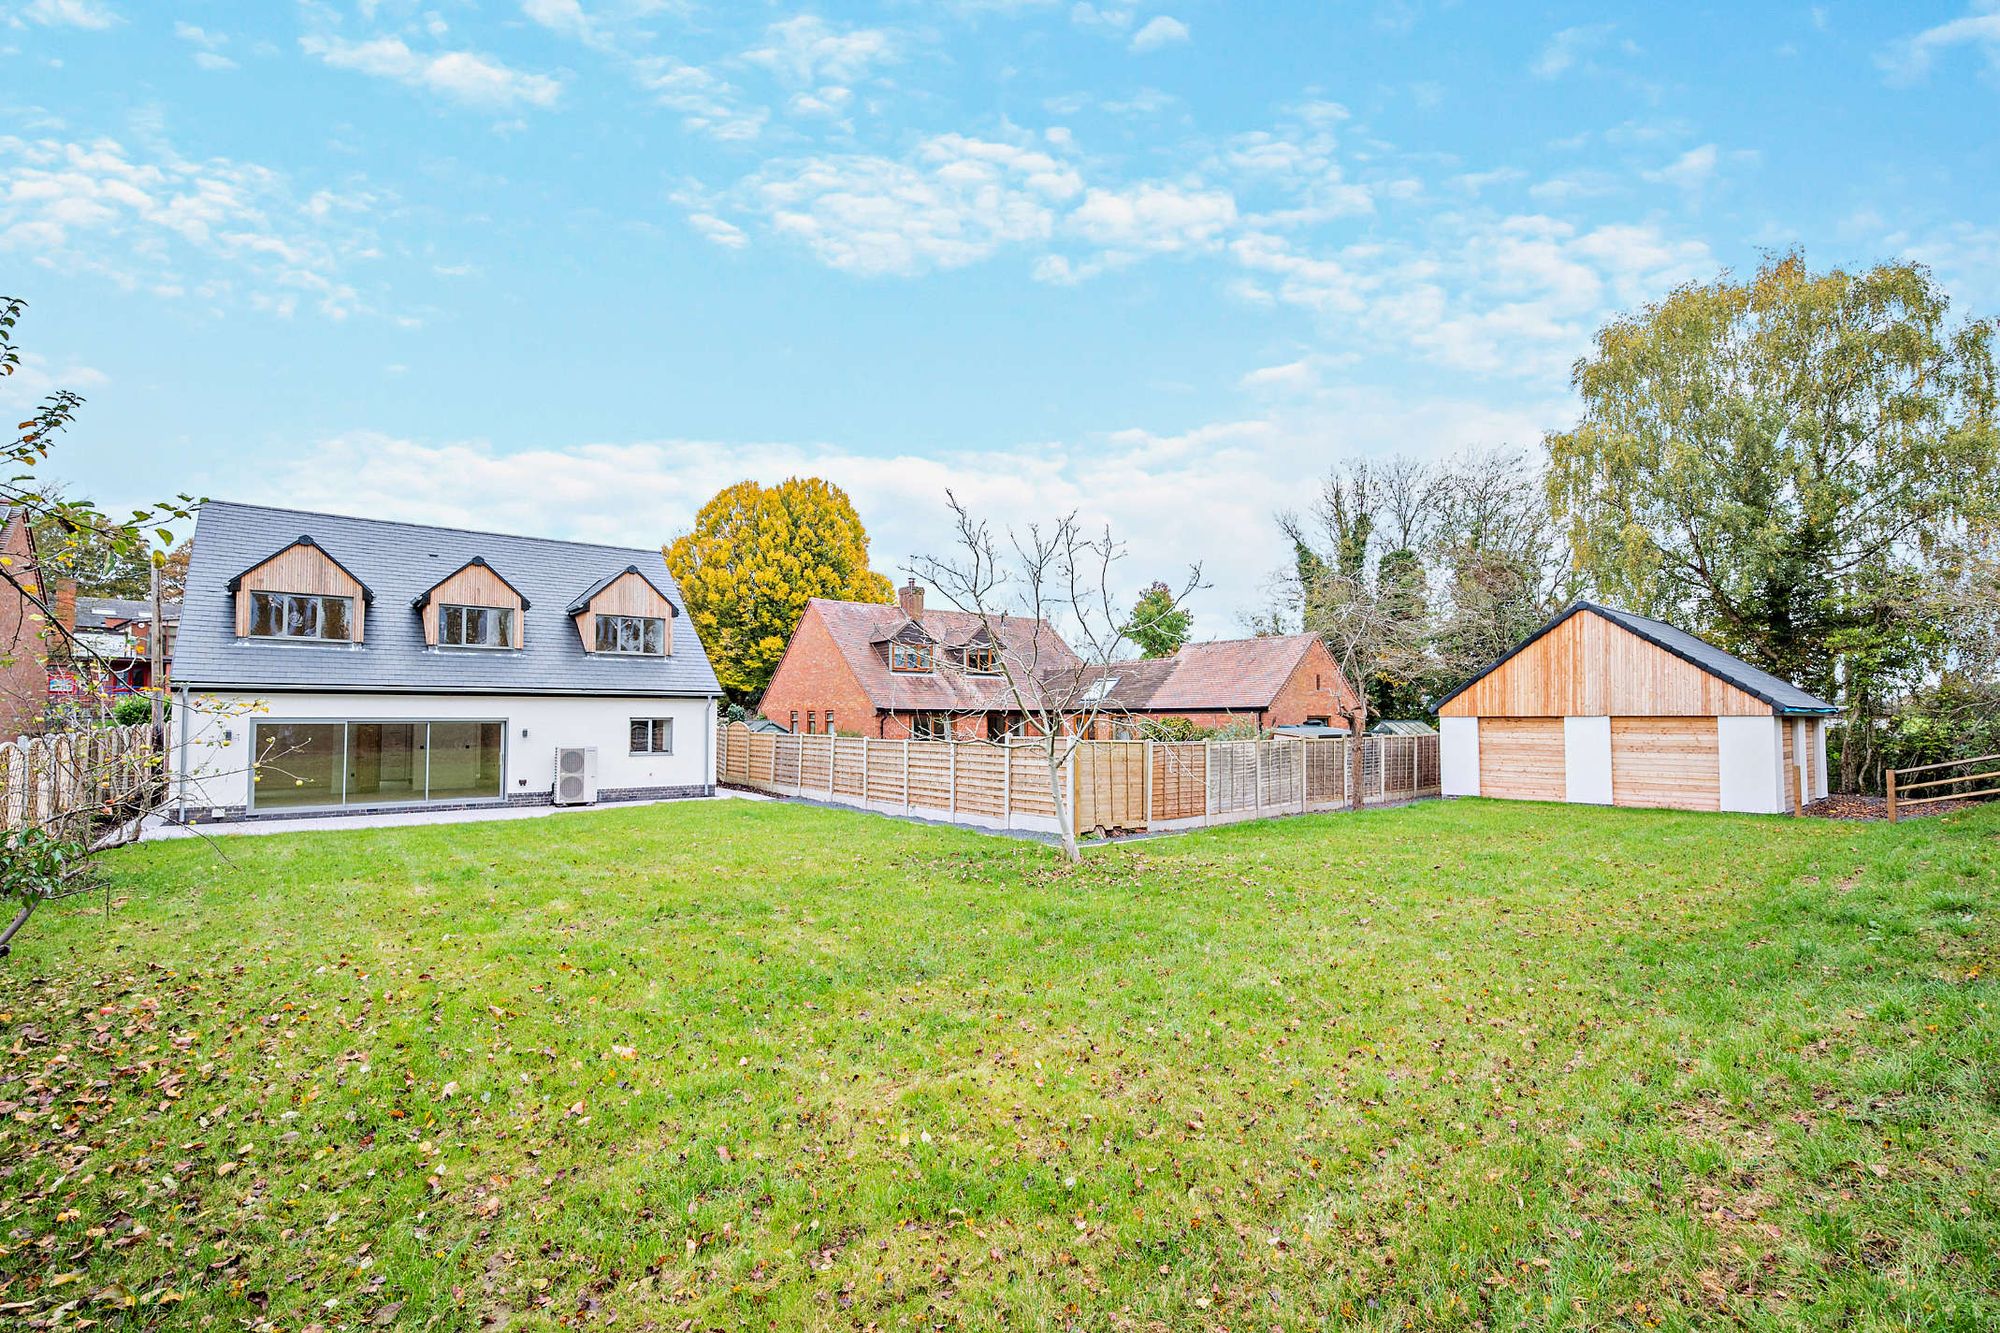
(597, 614, 666, 655)
(249, 590, 353, 641)
(629, 718, 673, 754)
(440, 603, 514, 649)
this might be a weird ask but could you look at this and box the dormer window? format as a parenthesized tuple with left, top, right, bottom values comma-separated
(891, 642, 933, 673)
(963, 645, 998, 674)
(228, 535, 372, 643)
(595, 614, 666, 655)
(413, 558, 528, 651)
(567, 566, 678, 657)
(440, 604, 514, 649)
(250, 590, 353, 641)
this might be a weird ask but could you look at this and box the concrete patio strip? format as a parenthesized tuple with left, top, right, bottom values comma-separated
(138, 788, 771, 840)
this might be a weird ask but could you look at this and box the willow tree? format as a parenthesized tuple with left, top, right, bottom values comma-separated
(666, 477, 894, 704)
(1545, 253, 1999, 788)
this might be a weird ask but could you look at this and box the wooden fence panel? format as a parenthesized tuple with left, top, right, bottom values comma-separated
(955, 744, 1008, 818)
(1150, 742, 1206, 821)
(864, 740, 904, 806)
(1305, 738, 1345, 807)
(1074, 741, 1144, 832)
(831, 737, 866, 799)
(1261, 738, 1303, 810)
(1208, 742, 1258, 815)
(1008, 745, 1055, 817)
(798, 734, 832, 793)
(773, 735, 802, 790)
(909, 743, 952, 811)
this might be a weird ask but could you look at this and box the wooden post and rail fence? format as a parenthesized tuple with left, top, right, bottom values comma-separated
(715, 722, 1440, 836)
(1886, 752, 2000, 823)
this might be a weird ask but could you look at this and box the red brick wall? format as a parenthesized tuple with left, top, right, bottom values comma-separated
(1263, 638, 1359, 729)
(0, 513, 51, 737)
(759, 604, 878, 736)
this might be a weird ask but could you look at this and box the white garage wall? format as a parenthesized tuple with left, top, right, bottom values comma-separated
(174, 690, 716, 815)
(1717, 715, 1784, 814)
(1440, 717, 1480, 796)
(1562, 716, 1613, 804)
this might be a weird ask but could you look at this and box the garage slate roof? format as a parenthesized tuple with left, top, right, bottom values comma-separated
(173, 501, 722, 697)
(1430, 601, 1838, 716)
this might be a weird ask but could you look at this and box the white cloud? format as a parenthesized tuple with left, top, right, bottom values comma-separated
(1531, 23, 1612, 78)
(686, 211, 747, 249)
(633, 57, 768, 141)
(1232, 213, 1713, 379)
(719, 134, 1084, 276)
(20, 0, 118, 29)
(1643, 143, 1718, 190)
(745, 15, 895, 85)
(1129, 15, 1189, 52)
(193, 51, 238, 72)
(300, 34, 563, 110)
(1067, 180, 1235, 257)
(1880, 5, 2000, 82)
(226, 382, 1555, 627)
(0, 133, 375, 318)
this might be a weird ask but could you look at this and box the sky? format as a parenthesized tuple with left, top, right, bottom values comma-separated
(1, 1, 1996, 632)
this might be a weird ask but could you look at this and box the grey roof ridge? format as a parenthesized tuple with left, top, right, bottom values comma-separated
(200, 499, 672, 559)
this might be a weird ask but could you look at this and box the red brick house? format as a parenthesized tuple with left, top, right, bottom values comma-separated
(761, 582, 1085, 740)
(0, 506, 55, 737)
(760, 582, 1359, 739)
(1089, 633, 1360, 735)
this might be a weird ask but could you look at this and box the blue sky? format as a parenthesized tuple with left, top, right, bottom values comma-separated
(2, 1, 1996, 627)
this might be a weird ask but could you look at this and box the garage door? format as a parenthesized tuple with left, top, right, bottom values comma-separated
(1478, 717, 1565, 801)
(1611, 717, 1719, 811)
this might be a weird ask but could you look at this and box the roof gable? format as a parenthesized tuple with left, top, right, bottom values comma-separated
(412, 557, 531, 611)
(226, 534, 375, 604)
(565, 566, 679, 618)
(1431, 602, 1837, 717)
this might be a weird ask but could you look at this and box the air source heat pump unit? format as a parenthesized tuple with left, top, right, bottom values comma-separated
(553, 747, 598, 805)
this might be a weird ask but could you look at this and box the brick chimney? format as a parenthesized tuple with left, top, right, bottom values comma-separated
(54, 578, 76, 636)
(898, 579, 925, 620)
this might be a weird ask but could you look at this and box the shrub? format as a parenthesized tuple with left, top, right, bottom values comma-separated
(111, 695, 164, 728)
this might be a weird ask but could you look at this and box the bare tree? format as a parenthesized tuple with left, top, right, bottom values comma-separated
(909, 493, 1199, 862)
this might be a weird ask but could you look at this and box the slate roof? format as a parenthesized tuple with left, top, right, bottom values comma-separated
(1094, 633, 1351, 712)
(74, 597, 181, 631)
(800, 598, 1085, 712)
(1431, 601, 1838, 716)
(173, 501, 722, 697)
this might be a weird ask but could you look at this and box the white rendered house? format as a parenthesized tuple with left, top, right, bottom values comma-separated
(169, 502, 722, 821)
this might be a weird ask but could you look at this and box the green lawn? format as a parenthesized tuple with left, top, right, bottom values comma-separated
(0, 799, 1995, 1331)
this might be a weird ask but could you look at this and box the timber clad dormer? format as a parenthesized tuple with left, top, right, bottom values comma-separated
(227, 535, 373, 643)
(567, 566, 678, 656)
(411, 557, 529, 649)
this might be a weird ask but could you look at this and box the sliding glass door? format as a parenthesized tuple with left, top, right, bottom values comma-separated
(251, 720, 505, 811)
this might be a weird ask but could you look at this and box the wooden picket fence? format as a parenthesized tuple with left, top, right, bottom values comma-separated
(0, 724, 159, 840)
(716, 723, 1439, 835)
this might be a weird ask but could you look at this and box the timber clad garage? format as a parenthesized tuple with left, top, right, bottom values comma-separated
(1434, 603, 1838, 815)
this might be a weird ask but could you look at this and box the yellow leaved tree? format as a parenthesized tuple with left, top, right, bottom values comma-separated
(667, 477, 894, 704)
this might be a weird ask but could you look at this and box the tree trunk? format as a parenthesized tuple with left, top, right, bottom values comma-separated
(1045, 743, 1078, 863)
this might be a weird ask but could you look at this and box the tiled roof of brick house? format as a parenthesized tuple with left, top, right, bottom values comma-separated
(802, 598, 1085, 713)
(1093, 633, 1357, 712)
